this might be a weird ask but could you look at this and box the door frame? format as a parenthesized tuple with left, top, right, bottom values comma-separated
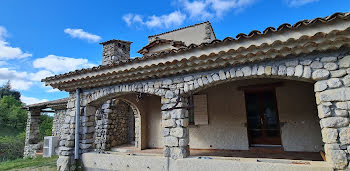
(243, 86, 282, 147)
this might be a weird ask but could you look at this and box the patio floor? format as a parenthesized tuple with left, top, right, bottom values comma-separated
(110, 144, 324, 161)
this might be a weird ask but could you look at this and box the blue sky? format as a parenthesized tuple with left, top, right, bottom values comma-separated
(0, 0, 348, 104)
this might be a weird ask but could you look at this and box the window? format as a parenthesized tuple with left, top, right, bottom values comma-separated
(189, 94, 208, 125)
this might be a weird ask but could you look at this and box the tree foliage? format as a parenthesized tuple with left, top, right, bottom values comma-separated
(0, 81, 21, 101)
(0, 96, 27, 130)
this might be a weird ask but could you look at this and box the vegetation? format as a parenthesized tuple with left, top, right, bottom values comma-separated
(0, 132, 26, 162)
(0, 156, 57, 171)
(0, 81, 54, 163)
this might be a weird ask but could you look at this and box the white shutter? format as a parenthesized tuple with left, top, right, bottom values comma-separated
(193, 94, 208, 125)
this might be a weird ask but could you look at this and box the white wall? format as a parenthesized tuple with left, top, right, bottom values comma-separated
(189, 79, 323, 152)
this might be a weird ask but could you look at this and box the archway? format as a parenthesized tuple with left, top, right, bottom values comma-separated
(186, 78, 323, 160)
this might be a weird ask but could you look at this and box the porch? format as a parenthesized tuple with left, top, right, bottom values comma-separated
(81, 151, 331, 171)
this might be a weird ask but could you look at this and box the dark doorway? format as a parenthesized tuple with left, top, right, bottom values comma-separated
(245, 88, 282, 147)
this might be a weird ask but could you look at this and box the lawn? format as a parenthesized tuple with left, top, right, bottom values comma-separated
(0, 156, 58, 171)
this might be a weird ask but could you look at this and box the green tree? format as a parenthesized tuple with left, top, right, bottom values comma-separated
(0, 96, 27, 130)
(0, 81, 21, 101)
(39, 114, 53, 139)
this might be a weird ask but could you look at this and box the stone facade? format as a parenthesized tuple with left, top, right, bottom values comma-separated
(50, 49, 350, 170)
(101, 40, 132, 65)
(23, 109, 42, 158)
(94, 99, 138, 151)
(52, 109, 66, 139)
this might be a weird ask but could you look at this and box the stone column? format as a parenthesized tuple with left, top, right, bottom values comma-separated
(23, 108, 41, 158)
(314, 55, 350, 170)
(79, 105, 95, 154)
(161, 91, 190, 159)
(57, 96, 76, 171)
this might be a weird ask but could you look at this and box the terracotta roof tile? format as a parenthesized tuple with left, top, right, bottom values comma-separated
(42, 12, 350, 83)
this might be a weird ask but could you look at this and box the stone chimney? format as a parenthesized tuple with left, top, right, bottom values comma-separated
(100, 39, 132, 65)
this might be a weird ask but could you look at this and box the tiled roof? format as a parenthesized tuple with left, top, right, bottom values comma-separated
(24, 98, 68, 109)
(42, 12, 350, 91)
(137, 38, 186, 55)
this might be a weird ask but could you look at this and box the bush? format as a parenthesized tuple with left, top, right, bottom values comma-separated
(0, 132, 26, 162)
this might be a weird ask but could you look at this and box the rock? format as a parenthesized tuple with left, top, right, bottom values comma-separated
(324, 63, 338, 71)
(212, 74, 220, 81)
(300, 59, 312, 65)
(165, 90, 175, 99)
(241, 66, 252, 76)
(321, 128, 338, 143)
(236, 69, 243, 77)
(278, 65, 286, 75)
(252, 65, 258, 75)
(219, 70, 226, 80)
(314, 81, 328, 92)
(170, 109, 186, 119)
(162, 79, 173, 85)
(331, 70, 347, 78)
(197, 78, 203, 87)
(271, 66, 278, 75)
(184, 76, 194, 82)
(170, 128, 187, 138)
(164, 136, 178, 146)
(317, 104, 331, 118)
(265, 66, 272, 75)
(320, 117, 350, 128)
(206, 75, 213, 83)
(229, 68, 235, 77)
(339, 55, 350, 68)
(285, 60, 298, 67)
(335, 110, 349, 117)
(320, 88, 350, 102)
(343, 75, 350, 86)
(170, 147, 188, 159)
(57, 156, 72, 171)
(294, 65, 303, 77)
(162, 128, 170, 136)
(179, 137, 189, 146)
(302, 66, 312, 78)
(321, 57, 337, 62)
(257, 66, 265, 75)
(311, 61, 323, 69)
(335, 102, 348, 110)
(225, 71, 231, 79)
(163, 119, 176, 128)
(286, 67, 295, 76)
(312, 69, 330, 80)
(328, 150, 348, 169)
(327, 78, 342, 88)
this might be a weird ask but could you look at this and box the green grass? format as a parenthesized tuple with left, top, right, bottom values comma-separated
(0, 156, 58, 171)
(0, 126, 23, 137)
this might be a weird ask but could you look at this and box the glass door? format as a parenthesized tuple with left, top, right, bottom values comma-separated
(245, 89, 281, 146)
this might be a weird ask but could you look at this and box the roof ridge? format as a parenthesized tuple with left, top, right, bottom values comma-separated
(148, 21, 211, 38)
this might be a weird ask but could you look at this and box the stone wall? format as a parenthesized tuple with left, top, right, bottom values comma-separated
(55, 49, 350, 170)
(23, 109, 41, 158)
(52, 109, 66, 139)
(94, 99, 137, 151)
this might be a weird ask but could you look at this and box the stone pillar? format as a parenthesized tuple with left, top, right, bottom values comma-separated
(161, 92, 190, 159)
(314, 55, 350, 170)
(57, 96, 76, 171)
(23, 108, 41, 158)
(79, 105, 95, 154)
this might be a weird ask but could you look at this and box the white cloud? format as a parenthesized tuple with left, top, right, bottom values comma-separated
(29, 70, 54, 81)
(182, 0, 256, 19)
(33, 55, 95, 73)
(286, 0, 319, 7)
(122, 11, 187, 29)
(0, 68, 33, 90)
(0, 26, 32, 60)
(0, 61, 7, 65)
(21, 95, 48, 105)
(64, 28, 102, 43)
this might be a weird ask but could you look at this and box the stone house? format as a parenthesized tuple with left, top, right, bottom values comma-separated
(24, 12, 350, 170)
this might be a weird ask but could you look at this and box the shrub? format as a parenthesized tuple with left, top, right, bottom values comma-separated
(0, 132, 25, 162)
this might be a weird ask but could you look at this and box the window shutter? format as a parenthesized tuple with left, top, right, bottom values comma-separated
(193, 94, 208, 125)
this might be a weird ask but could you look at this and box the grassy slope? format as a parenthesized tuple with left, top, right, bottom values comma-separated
(0, 156, 58, 171)
(0, 126, 23, 137)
